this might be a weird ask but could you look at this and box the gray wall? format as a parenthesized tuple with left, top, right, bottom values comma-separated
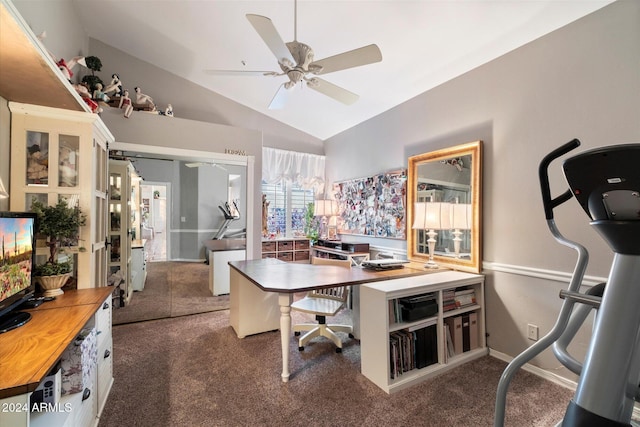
(325, 0, 640, 380)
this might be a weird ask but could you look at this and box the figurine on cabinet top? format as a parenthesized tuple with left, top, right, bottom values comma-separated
(73, 83, 101, 113)
(93, 83, 110, 103)
(56, 56, 87, 81)
(103, 74, 123, 97)
(134, 87, 156, 111)
(165, 104, 174, 117)
(118, 89, 134, 118)
(36, 31, 87, 82)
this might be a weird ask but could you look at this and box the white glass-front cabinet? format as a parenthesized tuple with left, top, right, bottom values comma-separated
(9, 102, 112, 290)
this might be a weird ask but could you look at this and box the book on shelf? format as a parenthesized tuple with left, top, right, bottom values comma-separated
(444, 312, 479, 355)
(443, 289, 457, 312)
(454, 288, 476, 308)
(445, 316, 463, 355)
(389, 323, 437, 379)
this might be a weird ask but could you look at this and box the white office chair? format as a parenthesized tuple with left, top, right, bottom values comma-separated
(291, 257, 353, 353)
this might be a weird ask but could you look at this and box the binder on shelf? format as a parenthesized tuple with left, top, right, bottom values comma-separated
(462, 314, 471, 352)
(444, 316, 463, 355)
(469, 312, 478, 350)
(444, 323, 455, 361)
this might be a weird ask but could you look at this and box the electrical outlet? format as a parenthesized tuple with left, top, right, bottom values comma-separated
(527, 324, 539, 341)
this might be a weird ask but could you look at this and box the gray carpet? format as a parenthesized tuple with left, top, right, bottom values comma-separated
(112, 261, 229, 325)
(99, 305, 574, 426)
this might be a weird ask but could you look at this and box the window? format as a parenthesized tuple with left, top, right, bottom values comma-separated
(262, 181, 314, 237)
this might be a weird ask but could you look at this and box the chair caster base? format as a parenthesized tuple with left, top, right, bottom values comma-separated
(348, 333, 354, 339)
(336, 347, 342, 353)
(294, 331, 300, 336)
(298, 346, 304, 351)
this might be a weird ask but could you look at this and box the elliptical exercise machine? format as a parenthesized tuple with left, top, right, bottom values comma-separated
(494, 139, 640, 426)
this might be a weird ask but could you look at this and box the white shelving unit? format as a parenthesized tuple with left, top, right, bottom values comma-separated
(261, 238, 310, 263)
(360, 270, 486, 394)
(9, 102, 112, 290)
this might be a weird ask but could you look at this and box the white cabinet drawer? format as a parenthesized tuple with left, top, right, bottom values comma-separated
(95, 297, 112, 348)
(97, 338, 113, 416)
(72, 369, 97, 427)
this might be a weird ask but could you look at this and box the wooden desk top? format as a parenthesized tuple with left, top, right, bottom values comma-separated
(228, 258, 441, 294)
(0, 287, 112, 399)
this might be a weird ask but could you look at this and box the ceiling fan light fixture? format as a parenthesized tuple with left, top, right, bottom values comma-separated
(208, 2, 382, 109)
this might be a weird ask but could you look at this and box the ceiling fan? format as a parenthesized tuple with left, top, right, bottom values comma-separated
(205, 0, 382, 109)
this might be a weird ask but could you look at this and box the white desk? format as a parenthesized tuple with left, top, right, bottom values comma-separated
(228, 258, 432, 382)
(204, 239, 246, 295)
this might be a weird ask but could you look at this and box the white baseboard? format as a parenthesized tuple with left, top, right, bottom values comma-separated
(489, 349, 640, 421)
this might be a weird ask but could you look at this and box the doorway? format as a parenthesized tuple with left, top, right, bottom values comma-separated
(141, 182, 170, 262)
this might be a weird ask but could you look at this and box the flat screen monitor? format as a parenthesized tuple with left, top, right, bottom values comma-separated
(0, 211, 37, 334)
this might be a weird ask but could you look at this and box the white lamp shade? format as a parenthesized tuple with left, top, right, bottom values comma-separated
(412, 202, 451, 230)
(314, 199, 338, 217)
(451, 203, 472, 229)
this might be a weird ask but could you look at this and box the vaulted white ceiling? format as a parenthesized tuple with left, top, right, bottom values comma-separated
(74, 0, 612, 140)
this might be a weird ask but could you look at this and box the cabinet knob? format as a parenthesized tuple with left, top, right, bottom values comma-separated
(104, 349, 111, 359)
(82, 388, 91, 401)
(103, 302, 109, 310)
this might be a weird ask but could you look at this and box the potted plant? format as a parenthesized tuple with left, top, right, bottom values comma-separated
(303, 202, 319, 244)
(80, 55, 103, 92)
(30, 198, 86, 296)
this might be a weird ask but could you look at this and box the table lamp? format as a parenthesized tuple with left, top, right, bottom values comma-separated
(314, 199, 338, 240)
(451, 203, 471, 258)
(412, 202, 451, 268)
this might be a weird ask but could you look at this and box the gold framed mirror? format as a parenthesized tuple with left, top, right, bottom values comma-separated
(407, 141, 482, 273)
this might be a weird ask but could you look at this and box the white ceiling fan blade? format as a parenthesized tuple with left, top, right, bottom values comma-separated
(246, 14, 295, 65)
(204, 70, 277, 76)
(308, 78, 359, 105)
(268, 84, 291, 109)
(310, 44, 382, 75)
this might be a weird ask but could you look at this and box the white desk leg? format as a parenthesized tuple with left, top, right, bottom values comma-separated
(278, 293, 293, 382)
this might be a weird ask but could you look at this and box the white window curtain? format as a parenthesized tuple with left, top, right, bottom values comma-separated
(262, 147, 326, 195)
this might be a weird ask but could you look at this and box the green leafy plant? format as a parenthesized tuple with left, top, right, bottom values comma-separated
(30, 198, 86, 276)
(81, 56, 103, 92)
(303, 202, 319, 244)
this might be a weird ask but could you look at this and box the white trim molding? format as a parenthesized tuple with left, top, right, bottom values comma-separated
(482, 261, 606, 288)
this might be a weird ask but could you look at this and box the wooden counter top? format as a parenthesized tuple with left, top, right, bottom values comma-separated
(203, 238, 246, 252)
(0, 287, 112, 399)
(228, 258, 440, 294)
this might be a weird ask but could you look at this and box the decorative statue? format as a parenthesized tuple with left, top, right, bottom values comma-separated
(56, 56, 87, 81)
(134, 87, 156, 111)
(36, 31, 86, 82)
(165, 104, 174, 117)
(103, 74, 123, 97)
(118, 89, 134, 118)
(93, 83, 110, 103)
(73, 83, 101, 113)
